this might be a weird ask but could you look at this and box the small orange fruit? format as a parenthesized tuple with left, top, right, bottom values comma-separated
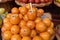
(37, 9, 44, 17)
(19, 7, 27, 15)
(19, 13, 23, 19)
(10, 14, 20, 24)
(35, 17, 42, 24)
(43, 18, 51, 27)
(6, 13, 11, 18)
(30, 30, 37, 38)
(19, 20, 26, 28)
(25, 4, 30, 9)
(3, 31, 12, 40)
(47, 27, 54, 35)
(27, 8, 37, 20)
(36, 22, 47, 32)
(22, 36, 31, 40)
(20, 27, 31, 37)
(50, 22, 54, 28)
(11, 34, 21, 40)
(11, 7, 19, 14)
(3, 18, 10, 24)
(23, 14, 29, 21)
(11, 25, 20, 34)
(33, 36, 42, 40)
(27, 21, 35, 29)
(40, 32, 50, 40)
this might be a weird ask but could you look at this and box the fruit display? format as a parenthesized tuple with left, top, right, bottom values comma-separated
(15, 0, 52, 7)
(0, 8, 8, 28)
(1, 4, 54, 40)
(54, 0, 60, 7)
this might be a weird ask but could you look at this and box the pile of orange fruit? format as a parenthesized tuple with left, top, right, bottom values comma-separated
(1, 4, 54, 40)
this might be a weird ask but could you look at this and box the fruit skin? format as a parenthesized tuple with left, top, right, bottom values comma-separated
(30, 30, 37, 38)
(6, 13, 11, 18)
(40, 0, 45, 3)
(19, 7, 27, 15)
(22, 0, 28, 3)
(19, 14, 23, 20)
(0, 8, 5, 14)
(3, 31, 12, 40)
(43, 18, 51, 27)
(22, 36, 31, 40)
(40, 32, 50, 40)
(20, 27, 31, 37)
(11, 34, 21, 40)
(35, 0, 40, 3)
(11, 7, 19, 14)
(45, 0, 50, 3)
(36, 22, 47, 32)
(29, 0, 35, 3)
(33, 36, 42, 40)
(10, 14, 20, 24)
(11, 25, 20, 34)
(27, 21, 35, 29)
(56, 0, 60, 3)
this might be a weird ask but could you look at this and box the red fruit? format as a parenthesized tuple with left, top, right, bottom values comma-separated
(35, 0, 40, 3)
(40, 0, 45, 3)
(22, 0, 27, 3)
(45, 0, 50, 3)
(29, 0, 35, 3)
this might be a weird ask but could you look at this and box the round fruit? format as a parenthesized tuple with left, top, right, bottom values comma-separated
(33, 36, 42, 40)
(3, 22, 12, 30)
(11, 25, 20, 34)
(43, 18, 51, 27)
(37, 9, 44, 17)
(20, 27, 31, 37)
(11, 7, 19, 14)
(3, 18, 10, 23)
(30, 30, 37, 38)
(27, 8, 37, 20)
(40, 32, 50, 40)
(40, 0, 45, 3)
(6, 13, 11, 18)
(10, 14, 20, 24)
(23, 14, 29, 21)
(50, 22, 54, 28)
(3, 31, 12, 40)
(25, 4, 30, 9)
(0, 8, 5, 14)
(47, 27, 54, 35)
(35, 0, 40, 3)
(11, 34, 21, 40)
(19, 7, 27, 15)
(27, 21, 35, 29)
(19, 20, 26, 28)
(35, 17, 42, 24)
(45, 0, 50, 3)
(22, 36, 31, 40)
(19, 14, 23, 19)
(36, 22, 47, 32)
(29, 0, 34, 3)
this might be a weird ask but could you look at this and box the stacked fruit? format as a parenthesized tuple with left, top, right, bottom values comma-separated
(17, 0, 51, 3)
(1, 4, 54, 40)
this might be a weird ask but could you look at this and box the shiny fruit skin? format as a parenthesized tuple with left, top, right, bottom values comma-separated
(40, 32, 50, 40)
(43, 18, 51, 27)
(23, 14, 29, 21)
(11, 25, 20, 34)
(6, 13, 11, 18)
(22, 0, 27, 3)
(19, 7, 27, 15)
(35, 17, 42, 24)
(33, 36, 42, 40)
(35, 0, 40, 3)
(10, 14, 20, 24)
(11, 34, 21, 40)
(29, 0, 35, 3)
(30, 30, 37, 38)
(27, 21, 35, 29)
(22, 36, 31, 40)
(3, 31, 12, 40)
(47, 27, 54, 35)
(11, 7, 19, 14)
(27, 8, 37, 20)
(20, 27, 31, 37)
(19, 14, 23, 20)
(36, 22, 47, 32)
(37, 9, 44, 17)
(19, 20, 26, 28)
